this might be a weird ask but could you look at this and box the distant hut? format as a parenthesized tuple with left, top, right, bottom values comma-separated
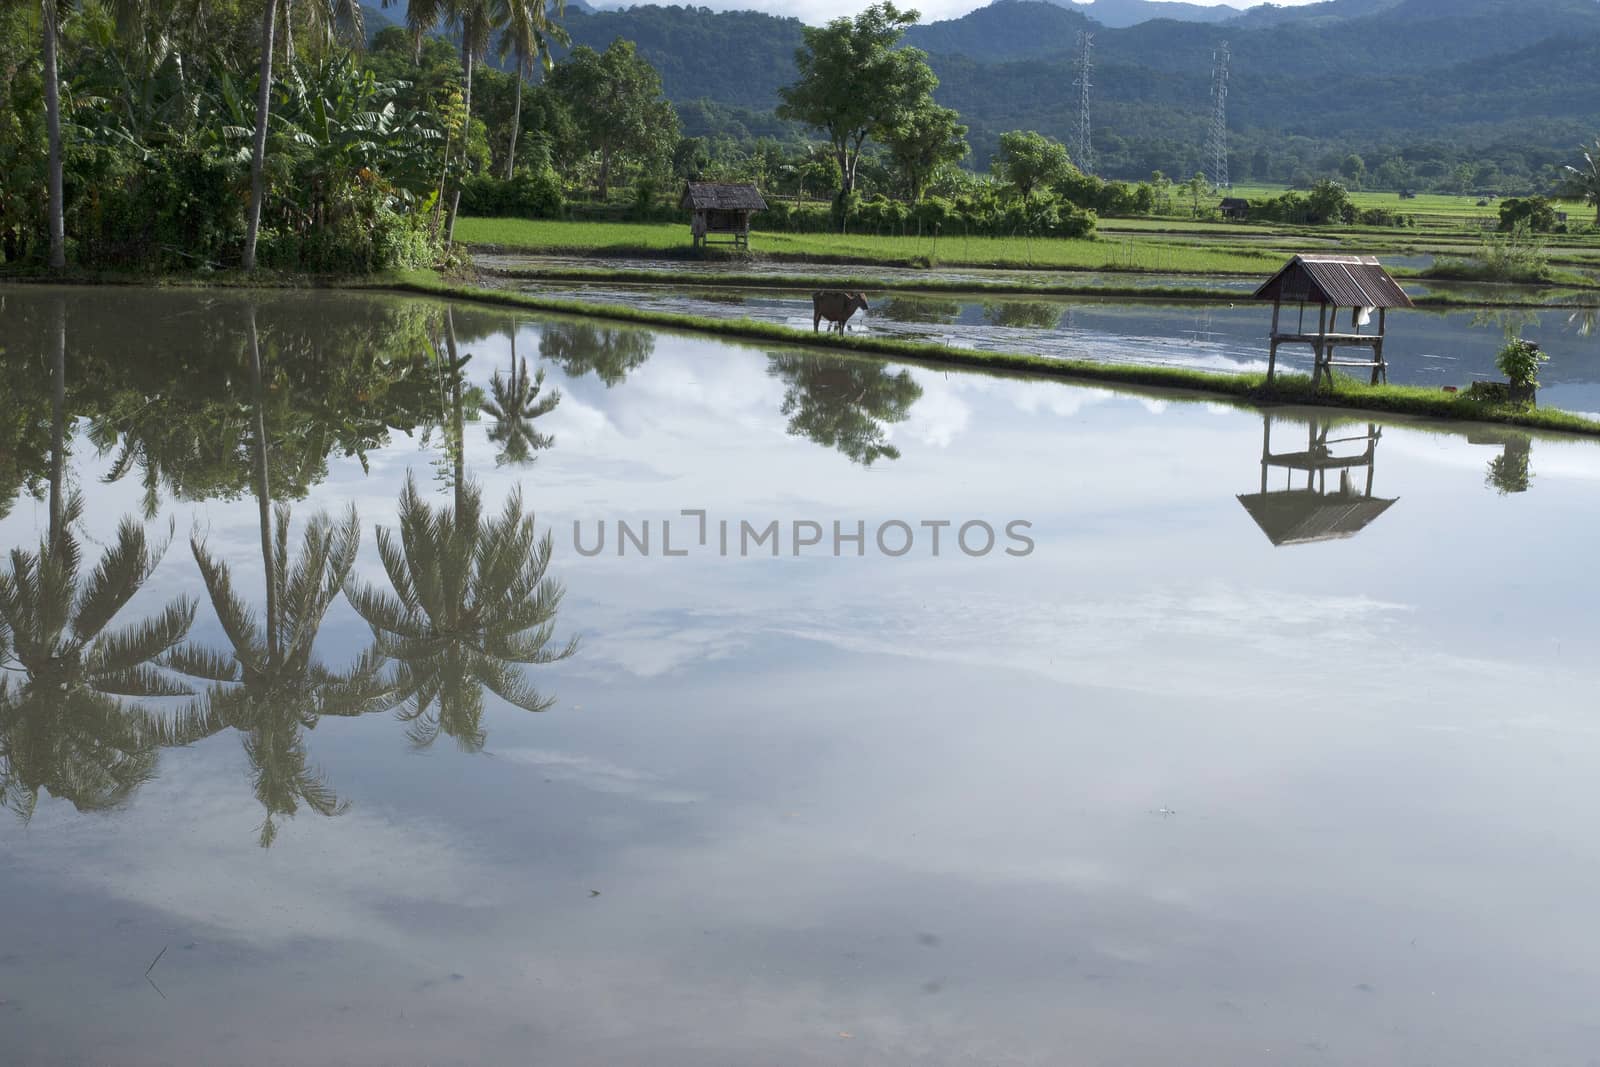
(1236, 414, 1397, 546)
(1254, 254, 1414, 389)
(681, 182, 767, 249)
(1219, 197, 1251, 221)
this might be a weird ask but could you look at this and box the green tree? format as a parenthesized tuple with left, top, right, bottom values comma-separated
(1187, 171, 1208, 218)
(776, 2, 936, 200)
(396, 0, 505, 242)
(546, 39, 677, 200)
(1306, 178, 1353, 223)
(1562, 139, 1600, 225)
(496, 0, 568, 180)
(882, 103, 967, 202)
(993, 131, 1073, 200)
(1339, 153, 1366, 190)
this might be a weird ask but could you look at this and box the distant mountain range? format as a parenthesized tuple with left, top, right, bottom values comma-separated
(391, 0, 1600, 186)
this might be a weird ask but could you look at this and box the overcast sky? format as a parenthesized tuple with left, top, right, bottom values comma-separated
(586, 0, 1324, 27)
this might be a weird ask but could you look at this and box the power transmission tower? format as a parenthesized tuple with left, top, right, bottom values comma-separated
(1074, 30, 1094, 176)
(1208, 40, 1230, 189)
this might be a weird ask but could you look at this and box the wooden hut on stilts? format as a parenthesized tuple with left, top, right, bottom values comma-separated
(681, 182, 767, 250)
(1254, 255, 1414, 390)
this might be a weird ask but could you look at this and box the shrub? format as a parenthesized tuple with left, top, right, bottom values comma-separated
(458, 170, 566, 219)
(1496, 338, 1548, 388)
(1498, 196, 1557, 233)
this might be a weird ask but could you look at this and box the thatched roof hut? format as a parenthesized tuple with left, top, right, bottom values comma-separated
(681, 182, 767, 249)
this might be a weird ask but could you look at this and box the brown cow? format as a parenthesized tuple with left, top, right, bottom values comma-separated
(812, 291, 869, 333)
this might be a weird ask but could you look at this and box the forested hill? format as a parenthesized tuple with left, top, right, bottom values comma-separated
(549, 0, 1600, 183)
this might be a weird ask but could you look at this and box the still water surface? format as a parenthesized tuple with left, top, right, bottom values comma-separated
(510, 281, 1600, 416)
(2, 287, 1600, 1065)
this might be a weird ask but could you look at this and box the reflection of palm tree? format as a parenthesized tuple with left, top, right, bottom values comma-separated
(538, 321, 654, 387)
(163, 309, 390, 847)
(347, 473, 575, 751)
(0, 498, 195, 820)
(0, 298, 196, 820)
(171, 507, 392, 846)
(482, 327, 560, 466)
(766, 351, 922, 466)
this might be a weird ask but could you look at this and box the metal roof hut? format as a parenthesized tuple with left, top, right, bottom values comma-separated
(681, 182, 767, 249)
(1236, 413, 1398, 546)
(1254, 255, 1414, 390)
(1219, 197, 1250, 220)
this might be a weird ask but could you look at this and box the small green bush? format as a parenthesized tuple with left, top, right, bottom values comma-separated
(458, 170, 566, 219)
(1496, 338, 1548, 388)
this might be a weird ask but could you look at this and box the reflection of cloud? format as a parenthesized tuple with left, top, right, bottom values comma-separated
(896, 376, 970, 447)
(1, 747, 491, 948)
(494, 748, 701, 804)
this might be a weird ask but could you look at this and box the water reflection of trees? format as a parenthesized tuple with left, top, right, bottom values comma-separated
(982, 301, 1063, 330)
(538, 321, 655, 387)
(766, 351, 922, 466)
(483, 323, 560, 467)
(880, 297, 961, 324)
(1468, 428, 1535, 495)
(347, 476, 576, 751)
(0, 295, 577, 844)
(1, 297, 197, 820)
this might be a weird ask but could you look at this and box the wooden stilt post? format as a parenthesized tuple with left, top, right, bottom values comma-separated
(1260, 414, 1272, 493)
(1313, 303, 1329, 390)
(1373, 307, 1387, 385)
(1268, 298, 1281, 384)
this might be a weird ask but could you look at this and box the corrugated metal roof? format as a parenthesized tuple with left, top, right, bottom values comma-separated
(1253, 254, 1414, 309)
(680, 182, 768, 212)
(1236, 491, 1398, 546)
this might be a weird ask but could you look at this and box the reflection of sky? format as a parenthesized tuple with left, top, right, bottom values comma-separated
(5, 291, 1600, 1064)
(514, 283, 1600, 410)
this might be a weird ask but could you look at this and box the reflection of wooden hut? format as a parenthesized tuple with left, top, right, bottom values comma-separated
(1237, 414, 1398, 546)
(1254, 255, 1414, 390)
(681, 182, 767, 249)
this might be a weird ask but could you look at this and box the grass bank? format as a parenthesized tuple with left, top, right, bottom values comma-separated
(455, 217, 1282, 275)
(383, 270, 1600, 437)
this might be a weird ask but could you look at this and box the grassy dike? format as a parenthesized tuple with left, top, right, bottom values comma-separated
(383, 270, 1600, 437)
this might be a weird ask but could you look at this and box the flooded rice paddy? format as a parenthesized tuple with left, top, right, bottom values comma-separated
(509, 279, 1600, 416)
(2, 286, 1600, 1065)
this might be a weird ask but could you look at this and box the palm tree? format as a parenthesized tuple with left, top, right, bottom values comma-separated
(1563, 140, 1600, 226)
(346, 472, 575, 751)
(241, 0, 281, 271)
(496, 0, 567, 179)
(397, 0, 502, 244)
(242, 0, 368, 270)
(481, 327, 560, 466)
(38, 0, 67, 269)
